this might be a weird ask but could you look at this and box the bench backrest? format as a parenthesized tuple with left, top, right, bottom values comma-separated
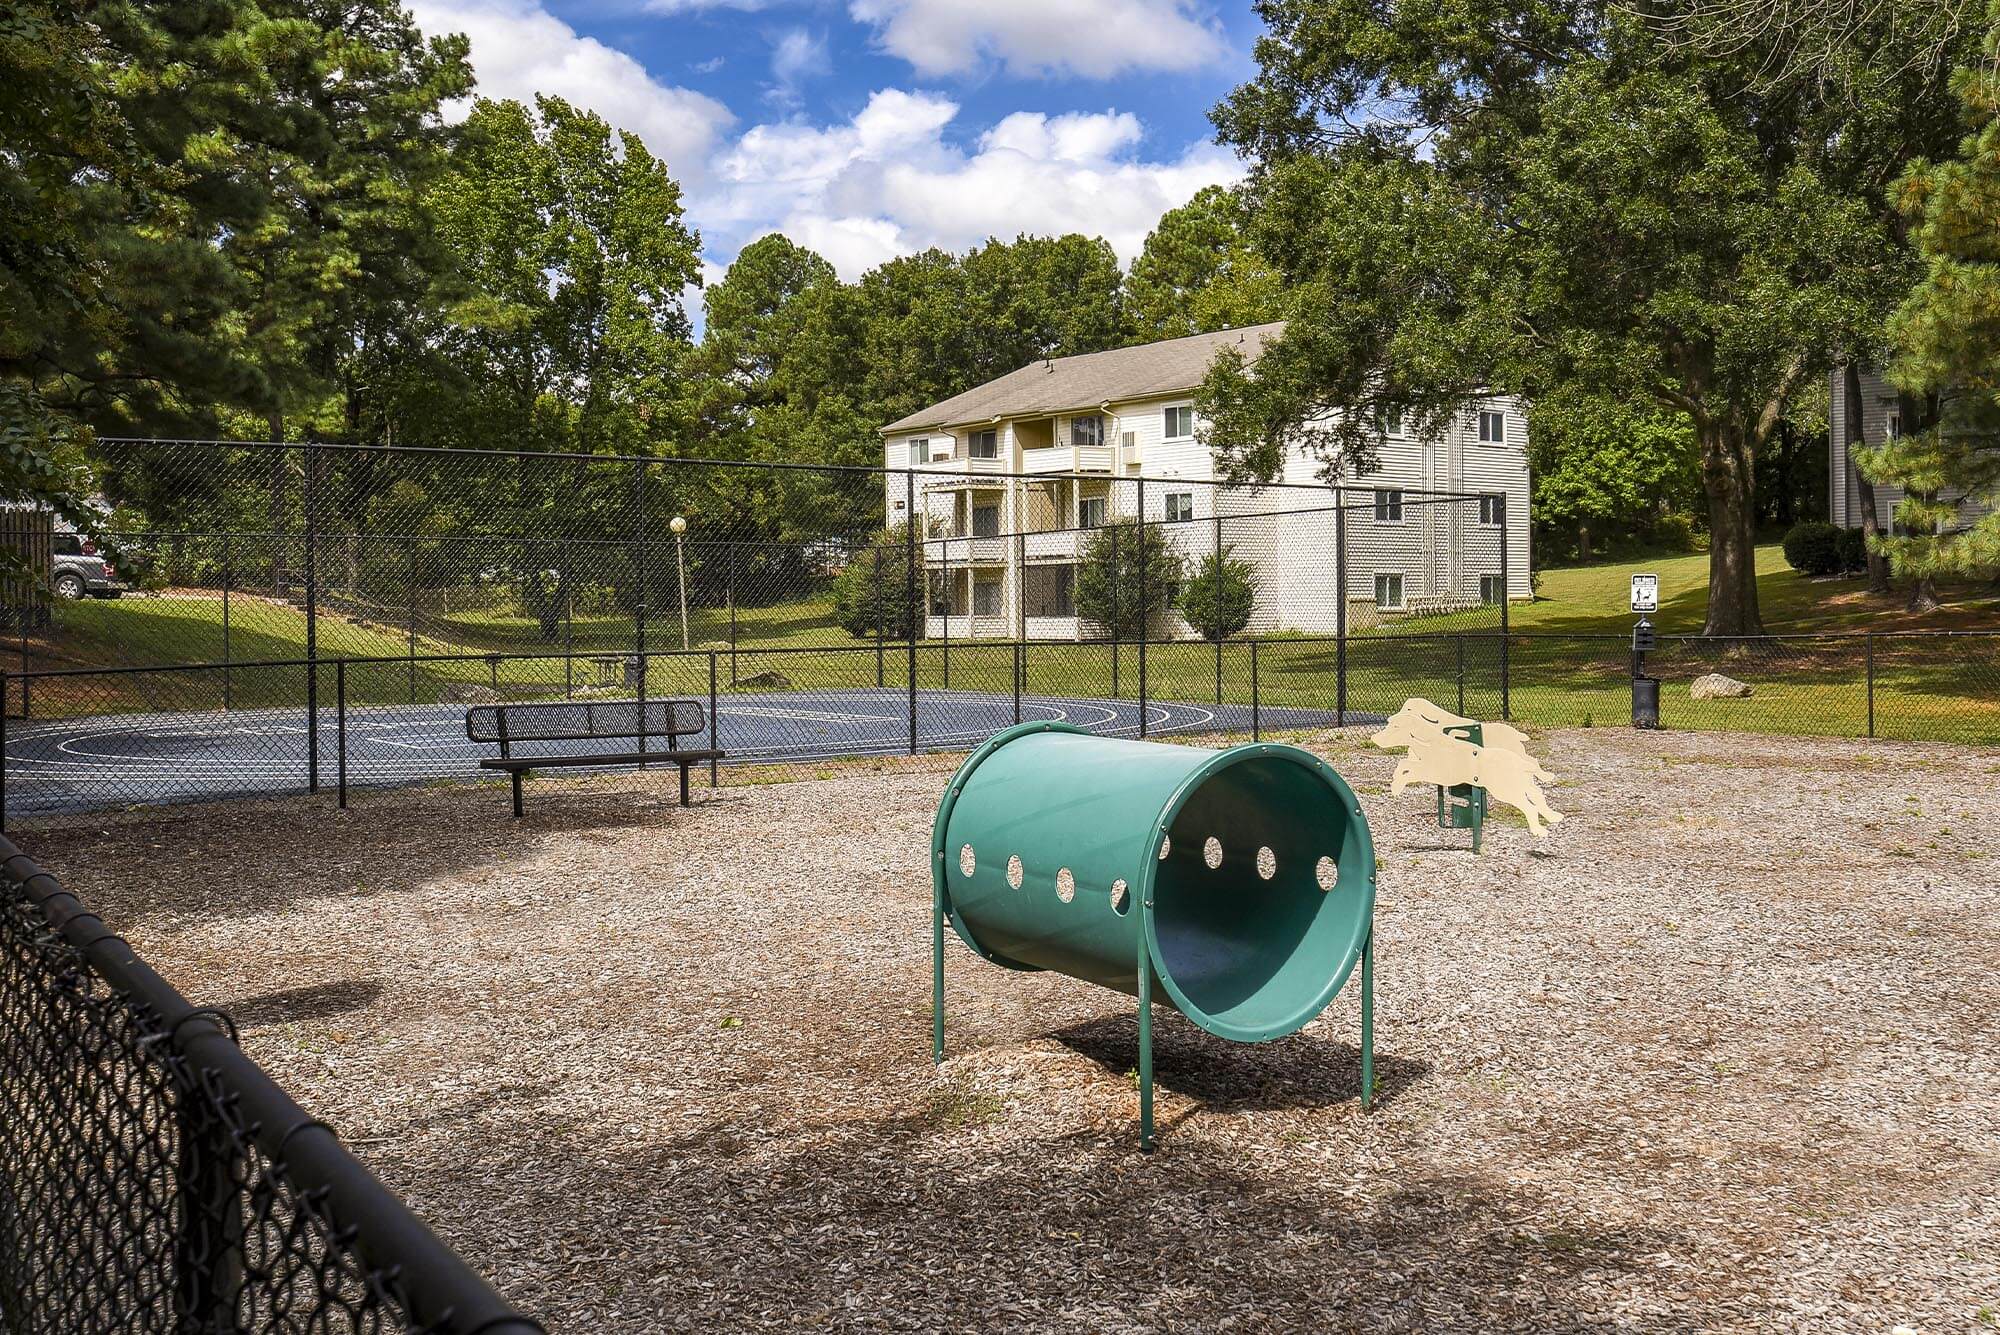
(464, 699, 705, 744)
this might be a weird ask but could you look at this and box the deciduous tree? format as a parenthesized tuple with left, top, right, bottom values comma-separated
(1200, 1, 1971, 633)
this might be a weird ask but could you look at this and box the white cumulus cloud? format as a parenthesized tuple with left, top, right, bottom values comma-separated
(408, 0, 734, 181)
(848, 0, 1227, 78)
(700, 90, 1244, 279)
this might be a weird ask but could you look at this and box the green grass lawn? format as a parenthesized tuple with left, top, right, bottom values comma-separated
(1515, 542, 2000, 633)
(20, 550, 2000, 747)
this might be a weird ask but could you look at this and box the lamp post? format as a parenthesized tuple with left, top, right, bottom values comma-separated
(670, 515, 690, 652)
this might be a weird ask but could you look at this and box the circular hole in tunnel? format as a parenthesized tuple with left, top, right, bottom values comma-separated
(1110, 879, 1129, 915)
(1006, 855, 1023, 889)
(1316, 856, 1338, 892)
(1152, 755, 1370, 1039)
(959, 844, 976, 878)
(1056, 868, 1075, 903)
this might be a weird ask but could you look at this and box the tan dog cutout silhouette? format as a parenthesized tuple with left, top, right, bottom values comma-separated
(1371, 698, 1565, 837)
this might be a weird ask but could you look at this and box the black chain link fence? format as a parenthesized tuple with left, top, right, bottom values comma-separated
(0, 836, 542, 1334)
(2, 440, 1521, 822)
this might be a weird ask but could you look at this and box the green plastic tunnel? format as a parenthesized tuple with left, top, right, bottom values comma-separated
(931, 723, 1377, 1044)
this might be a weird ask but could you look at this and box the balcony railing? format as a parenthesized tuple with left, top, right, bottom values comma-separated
(1021, 445, 1114, 473)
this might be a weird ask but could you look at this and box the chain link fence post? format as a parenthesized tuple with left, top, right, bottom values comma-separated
(905, 468, 917, 755)
(1499, 497, 1511, 720)
(1137, 477, 1148, 739)
(1867, 632, 1876, 737)
(305, 442, 320, 793)
(1335, 489, 1347, 728)
(222, 534, 233, 712)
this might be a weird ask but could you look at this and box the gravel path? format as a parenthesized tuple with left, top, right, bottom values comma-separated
(20, 729, 2000, 1333)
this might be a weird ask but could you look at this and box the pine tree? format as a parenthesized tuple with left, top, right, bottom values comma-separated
(1866, 7, 2000, 604)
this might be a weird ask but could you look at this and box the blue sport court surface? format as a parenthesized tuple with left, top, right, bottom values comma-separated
(3, 687, 1356, 818)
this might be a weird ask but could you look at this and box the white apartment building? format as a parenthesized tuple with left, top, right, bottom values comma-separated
(879, 323, 1531, 640)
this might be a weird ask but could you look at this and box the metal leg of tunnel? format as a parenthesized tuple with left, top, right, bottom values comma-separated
(1137, 936, 1156, 1153)
(1359, 930, 1375, 1112)
(931, 875, 946, 1064)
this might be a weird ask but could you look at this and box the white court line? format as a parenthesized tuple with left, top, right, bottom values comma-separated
(2, 695, 1268, 787)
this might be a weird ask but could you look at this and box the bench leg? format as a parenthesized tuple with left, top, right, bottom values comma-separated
(679, 763, 690, 807)
(512, 770, 524, 819)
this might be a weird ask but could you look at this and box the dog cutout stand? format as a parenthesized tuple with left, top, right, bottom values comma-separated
(1371, 699, 1564, 850)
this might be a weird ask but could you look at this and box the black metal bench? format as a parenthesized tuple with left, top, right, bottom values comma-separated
(464, 699, 725, 816)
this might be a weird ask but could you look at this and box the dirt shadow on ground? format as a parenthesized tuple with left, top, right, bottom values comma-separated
(422, 1099, 1700, 1333)
(227, 977, 385, 1028)
(15, 778, 725, 923)
(1052, 1010, 1429, 1111)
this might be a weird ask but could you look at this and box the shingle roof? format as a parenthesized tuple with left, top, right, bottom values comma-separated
(879, 322, 1287, 435)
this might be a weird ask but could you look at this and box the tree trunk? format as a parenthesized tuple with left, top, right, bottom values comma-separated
(1578, 521, 1591, 562)
(1843, 363, 1892, 594)
(1699, 423, 1764, 635)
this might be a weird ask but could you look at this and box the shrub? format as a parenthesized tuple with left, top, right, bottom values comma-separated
(1836, 526, 1868, 573)
(831, 525, 922, 639)
(1076, 519, 1183, 639)
(1651, 511, 1697, 553)
(1177, 547, 1257, 640)
(1781, 521, 1845, 576)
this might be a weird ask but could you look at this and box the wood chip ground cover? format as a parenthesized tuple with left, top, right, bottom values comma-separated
(21, 729, 1999, 1333)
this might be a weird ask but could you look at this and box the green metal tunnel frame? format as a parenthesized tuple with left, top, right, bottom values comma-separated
(924, 723, 1376, 1151)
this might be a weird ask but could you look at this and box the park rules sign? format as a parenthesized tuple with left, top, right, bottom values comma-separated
(1630, 573, 1659, 614)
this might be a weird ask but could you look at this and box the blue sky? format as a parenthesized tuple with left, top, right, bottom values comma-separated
(404, 0, 1263, 291)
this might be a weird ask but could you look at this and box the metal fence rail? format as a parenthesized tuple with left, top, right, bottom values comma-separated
(4, 629, 1995, 824)
(0, 837, 542, 1333)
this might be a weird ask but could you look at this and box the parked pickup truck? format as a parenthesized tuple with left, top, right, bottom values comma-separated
(52, 532, 128, 599)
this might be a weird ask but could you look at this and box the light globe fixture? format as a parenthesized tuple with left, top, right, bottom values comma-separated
(669, 515, 690, 650)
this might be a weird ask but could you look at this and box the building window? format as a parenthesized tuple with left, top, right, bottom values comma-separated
(1480, 574, 1504, 605)
(1026, 564, 1074, 617)
(1164, 406, 1194, 439)
(1479, 494, 1505, 526)
(1382, 406, 1404, 438)
(969, 429, 998, 458)
(1478, 410, 1505, 443)
(1165, 492, 1194, 524)
(909, 438, 929, 464)
(972, 503, 1000, 538)
(1079, 496, 1107, 529)
(1374, 573, 1405, 611)
(973, 577, 1001, 616)
(1071, 414, 1104, 448)
(1374, 488, 1404, 523)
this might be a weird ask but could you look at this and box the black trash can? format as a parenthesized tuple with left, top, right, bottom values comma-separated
(1631, 675, 1660, 729)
